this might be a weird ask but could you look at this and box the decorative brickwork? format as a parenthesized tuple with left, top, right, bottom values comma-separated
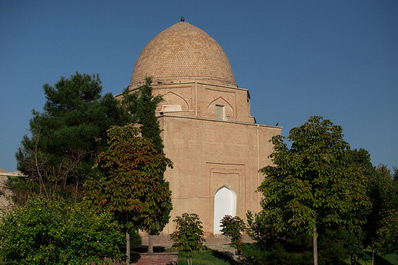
(130, 22, 236, 88)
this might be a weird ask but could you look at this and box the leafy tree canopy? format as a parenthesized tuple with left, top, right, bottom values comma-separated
(84, 124, 172, 258)
(258, 116, 370, 234)
(343, 149, 398, 259)
(370, 166, 398, 255)
(85, 124, 172, 233)
(375, 209, 398, 255)
(251, 116, 371, 264)
(0, 197, 123, 265)
(15, 72, 132, 200)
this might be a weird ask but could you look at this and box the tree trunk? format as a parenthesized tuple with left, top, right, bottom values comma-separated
(372, 250, 375, 265)
(74, 179, 79, 202)
(148, 234, 154, 254)
(313, 226, 318, 265)
(188, 257, 192, 265)
(126, 231, 130, 265)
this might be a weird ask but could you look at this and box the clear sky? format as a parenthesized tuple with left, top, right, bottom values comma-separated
(0, 0, 397, 172)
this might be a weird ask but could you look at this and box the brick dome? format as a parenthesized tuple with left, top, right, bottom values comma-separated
(130, 21, 236, 87)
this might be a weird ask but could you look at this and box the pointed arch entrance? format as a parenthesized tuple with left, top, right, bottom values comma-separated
(213, 186, 237, 235)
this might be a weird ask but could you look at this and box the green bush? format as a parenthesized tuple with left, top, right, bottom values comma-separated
(171, 213, 206, 265)
(0, 197, 123, 264)
(220, 215, 245, 252)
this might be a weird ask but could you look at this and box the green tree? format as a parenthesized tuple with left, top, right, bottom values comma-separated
(119, 77, 166, 253)
(15, 72, 131, 200)
(121, 77, 164, 153)
(343, 148, 378, 263)
(252, 116, 371, 265)
(0, 197, 123, 265)
(374, 165, 398, 215)
(84, 124, 172, 262)
(171, 213, 206, 265)
(220, 215, 246, 253)
(375, 209, 398, 255)
(344, 150, 398, 264)
(369, 165, 398, 263)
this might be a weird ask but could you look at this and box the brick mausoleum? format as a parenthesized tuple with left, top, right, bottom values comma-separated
(121, 18, 281, 236)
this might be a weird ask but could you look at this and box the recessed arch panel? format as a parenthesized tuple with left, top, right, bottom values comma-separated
(160, 91, 189, 111)
(206, 96, 234, 120)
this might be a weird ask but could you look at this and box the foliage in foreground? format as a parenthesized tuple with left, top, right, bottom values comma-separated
(171, 213, 206, 265)
(14, 72, 132, 202)
(118, 77, 168, 256)
(368, 165, 398, 256)
(241, 230, 366, 265)
(0, 197, 123, 265)
(220, 215, 246, 252)
(249, 116, 371, 264)
(376, 209, 398, 255)
(84, 124, 172, 259)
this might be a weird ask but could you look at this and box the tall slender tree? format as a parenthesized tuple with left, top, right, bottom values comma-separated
(120, 77, 166, 251)
(121, 77, 164, 153)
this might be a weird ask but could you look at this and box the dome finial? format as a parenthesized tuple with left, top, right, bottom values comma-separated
(180, 16, 185, 22)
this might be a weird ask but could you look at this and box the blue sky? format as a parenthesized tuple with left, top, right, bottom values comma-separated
(0, 0, 397, 172)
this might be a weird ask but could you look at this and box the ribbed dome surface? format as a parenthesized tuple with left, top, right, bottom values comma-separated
(130, 22, 236, 87)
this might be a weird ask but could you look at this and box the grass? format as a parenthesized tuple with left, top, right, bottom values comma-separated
(383, 253, 398, 265)
(344, 252, 398, 265)
(286, 251, 398, 265)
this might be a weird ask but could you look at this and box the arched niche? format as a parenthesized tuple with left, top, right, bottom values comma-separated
(159, 91, 189, 111)
(213, 185, 237, 235)
(206, 96, 234, 120)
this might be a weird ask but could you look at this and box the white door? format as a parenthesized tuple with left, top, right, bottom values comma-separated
(214, 186, 236, 234)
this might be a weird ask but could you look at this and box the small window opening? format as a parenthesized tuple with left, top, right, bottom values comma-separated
(216, 104, 225, 120)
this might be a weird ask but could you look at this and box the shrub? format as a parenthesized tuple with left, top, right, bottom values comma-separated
(220, 215, 246, 252)
(0, 197, 123, 265)
(171, 213, 206, 265)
